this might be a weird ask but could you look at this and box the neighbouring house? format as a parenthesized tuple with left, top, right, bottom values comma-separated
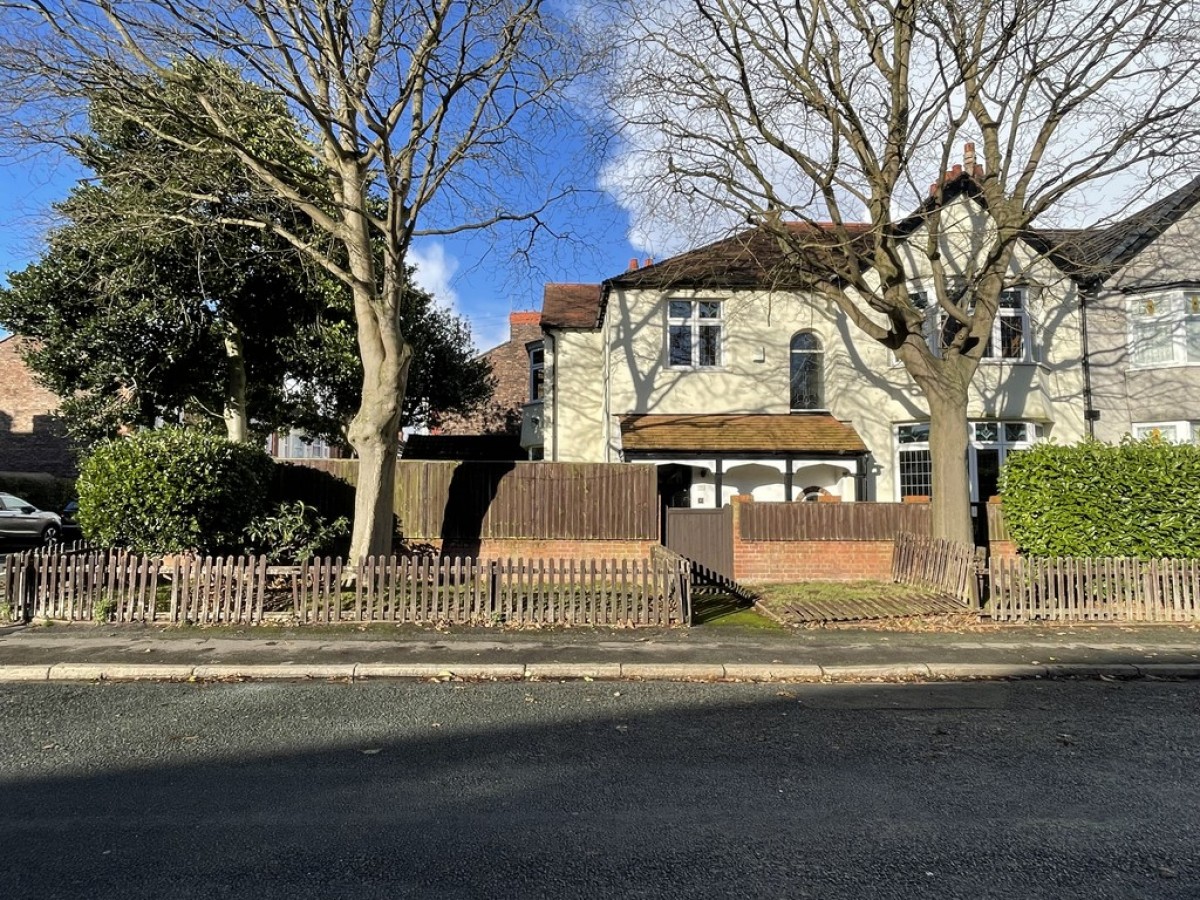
(0, 335, 75, 477)
(412, 310, 543, 461)
(1051, 178, 1200, 445)
(529, 164, 1200, 522)
(265, 430, 345, 461)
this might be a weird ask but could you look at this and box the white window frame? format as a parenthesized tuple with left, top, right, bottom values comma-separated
(1129, 291, 1200, 368)
(893, 420, 1040, 501)
(527, 341, 545, 401)
(666, 299, 723, 369)
(1132, 421, 1200, 444)
(902, 285, 1035, 364)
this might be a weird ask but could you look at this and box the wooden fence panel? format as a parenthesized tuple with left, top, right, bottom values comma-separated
(988, 556, 1200, 622)
(891, 532, 978, 606)
(741, 502, 933, 542)
(2, 547, 692, 628)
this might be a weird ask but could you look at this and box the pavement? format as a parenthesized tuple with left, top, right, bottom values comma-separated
(3, 620, 1200, 682)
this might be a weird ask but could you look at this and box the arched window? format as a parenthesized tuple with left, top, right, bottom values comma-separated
(790, 332, 824, 410)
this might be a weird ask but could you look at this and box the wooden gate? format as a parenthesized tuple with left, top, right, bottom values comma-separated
(665, 506, 735, 586)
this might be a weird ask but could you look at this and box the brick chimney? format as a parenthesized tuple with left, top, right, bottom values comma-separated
(508, 310, 542, 344)
(628, 258, 639, 271)
(929, 144, 986, 195)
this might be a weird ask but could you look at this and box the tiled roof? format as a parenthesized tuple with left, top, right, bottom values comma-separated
(619, 414, 867, 455)
(541, 283, 603, 328)
(401, 433, 525, 461)
(608, 222, 875, 292)
(1026, 173, 1200, 285)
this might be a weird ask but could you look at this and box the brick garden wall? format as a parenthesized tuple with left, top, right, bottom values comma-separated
(0, 336, 75, 477)
(730, 496, 897, 583)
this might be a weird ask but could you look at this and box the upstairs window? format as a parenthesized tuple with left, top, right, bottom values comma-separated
(528, 341, 545, 401)
(790, 332, 824, 410)
(916, 285, 1033, 361)
(1131, 292, 1200, 366)
(668, 300, 722, 368)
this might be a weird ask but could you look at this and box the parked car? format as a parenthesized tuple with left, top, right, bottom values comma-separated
(60, 500, 83, 543)
(0, 493, 63, 546)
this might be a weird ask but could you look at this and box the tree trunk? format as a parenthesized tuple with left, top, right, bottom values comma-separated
(345, 283, 414, 565)
(927, 384, 973, 545)
(222, 322, 249, 443)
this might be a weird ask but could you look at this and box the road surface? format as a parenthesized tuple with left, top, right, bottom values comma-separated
(2, 680, 1197, 898)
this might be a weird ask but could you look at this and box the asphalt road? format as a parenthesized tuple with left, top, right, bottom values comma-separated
(2, 680, 1198, 899)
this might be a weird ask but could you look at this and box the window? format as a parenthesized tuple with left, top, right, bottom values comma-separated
(1131, 292, 1200, 366)
(527, 341, 545, 401)
(896, 423, 932, 498)
(668, 300, 722, 367)
(1133, 421, 1200, 444)
(790, 332, 824, 410)
(915, 285, 1034, 361)
(895, 420, 1039, 500)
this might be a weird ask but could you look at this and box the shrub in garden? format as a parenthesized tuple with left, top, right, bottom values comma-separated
(244, 500, 349, 562)
(1000, 436, 1200, 558)
(77, 427, 274, 554)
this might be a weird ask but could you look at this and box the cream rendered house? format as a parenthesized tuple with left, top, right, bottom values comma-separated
(524, 173, 1200, 515)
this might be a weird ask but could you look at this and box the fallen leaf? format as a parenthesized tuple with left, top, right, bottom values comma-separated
(615, 725, 628, 733)
(361, 747, 382, 755)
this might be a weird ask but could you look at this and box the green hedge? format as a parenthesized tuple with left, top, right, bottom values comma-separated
(77, 427, 275, 554)
(1000, 437, 1200, 558)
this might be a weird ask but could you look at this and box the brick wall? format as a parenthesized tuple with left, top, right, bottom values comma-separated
(439, 311, 542, 436)
(407, 537, 658, 562)
(0, 336, 75, 477)
(989, 540, 1018, 560)
(730, 496, 895, 582)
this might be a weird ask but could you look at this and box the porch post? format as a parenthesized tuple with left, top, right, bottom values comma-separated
(784, 458, 794, 502)
(714, 457, 724, 507)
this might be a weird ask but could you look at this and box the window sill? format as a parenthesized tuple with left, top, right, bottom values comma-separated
(666, 364, 728, 372)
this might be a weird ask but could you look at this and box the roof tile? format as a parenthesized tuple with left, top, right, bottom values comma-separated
(619, 414, 867, 455)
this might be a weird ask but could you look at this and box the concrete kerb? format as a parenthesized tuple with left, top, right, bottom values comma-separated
(1, 661, 1199, 683)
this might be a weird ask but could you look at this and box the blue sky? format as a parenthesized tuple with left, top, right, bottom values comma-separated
(0, 142, 642, 353)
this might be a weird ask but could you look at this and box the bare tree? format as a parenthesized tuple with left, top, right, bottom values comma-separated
(602, 0, 1200, 542)
(0, 0, 578, 561)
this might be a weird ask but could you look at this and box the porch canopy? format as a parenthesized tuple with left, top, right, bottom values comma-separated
(618, 413, 870, 503)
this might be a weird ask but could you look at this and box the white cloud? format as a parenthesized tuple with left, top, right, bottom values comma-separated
(408, 241, 509, 354)
(408, 242, 460, 313)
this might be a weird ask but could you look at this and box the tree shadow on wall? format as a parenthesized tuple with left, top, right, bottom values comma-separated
(439, 461, 516, 560)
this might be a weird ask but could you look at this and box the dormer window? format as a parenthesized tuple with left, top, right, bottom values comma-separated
(1130, 291, 1200, 367)
(528, 341, 544, 401)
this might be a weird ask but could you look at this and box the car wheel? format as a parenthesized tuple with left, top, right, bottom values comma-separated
(41, 524, 61, 546)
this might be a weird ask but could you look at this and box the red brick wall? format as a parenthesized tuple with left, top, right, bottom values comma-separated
(406, 537, 658, 562)
(439, 311, 542, 436)
(0, 337, 75, 477)
(730, 496, 894, 582)
(989, 540, 1018, 560)
(734, 538, 895, 583)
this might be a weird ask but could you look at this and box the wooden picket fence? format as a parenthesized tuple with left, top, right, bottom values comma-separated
(988, 555, 1200, 622)
(1, 548, 692, 627)
(891, 532, 979, 606)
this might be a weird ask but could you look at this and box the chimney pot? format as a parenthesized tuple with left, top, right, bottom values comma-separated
(643, 257, 653, 268)
(952, 164, 963, 177)
(629, 257, 639, 271)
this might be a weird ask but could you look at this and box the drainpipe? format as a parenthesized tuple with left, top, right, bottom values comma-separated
(547, 330, 559, 461)
(1080, 287, 1097, 439)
